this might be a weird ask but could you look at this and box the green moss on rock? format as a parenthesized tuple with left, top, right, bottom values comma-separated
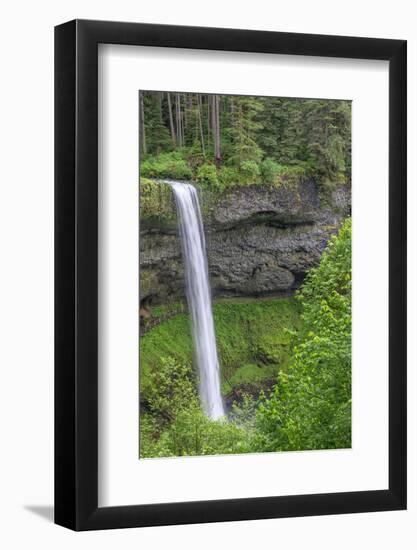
(139, 177, 176, 224)
(140, 297, 301, 400)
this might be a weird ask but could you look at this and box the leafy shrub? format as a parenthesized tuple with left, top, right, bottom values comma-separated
(260, 159, 312, 187)
(141, 404, 251, 458)
(218, 166, 240, 188)
(145, 356, 198, 424)
(240, 160, 261, 183)
(141, 151, 192, 180)
(229, 393, 258, 428)
(286, 159, 315, 177)
(260, 158, 281, 185)
(196, 163, 219, 188)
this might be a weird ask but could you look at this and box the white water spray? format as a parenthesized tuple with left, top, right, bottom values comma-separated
(166, 180, 225, 420)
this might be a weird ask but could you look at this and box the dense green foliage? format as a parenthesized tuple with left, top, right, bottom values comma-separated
(140, 220, 352, 457)
(255, 218, 352, 451)
(141, 151, 193, 180)
(140, 92, 351, 193)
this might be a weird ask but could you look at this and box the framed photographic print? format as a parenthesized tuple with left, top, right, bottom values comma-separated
(55, 20, 406, 530)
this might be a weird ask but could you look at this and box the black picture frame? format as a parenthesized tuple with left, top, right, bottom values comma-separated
(55, 19, 407, 531)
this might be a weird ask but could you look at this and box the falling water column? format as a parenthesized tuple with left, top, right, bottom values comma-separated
(167, 180, 225, 420)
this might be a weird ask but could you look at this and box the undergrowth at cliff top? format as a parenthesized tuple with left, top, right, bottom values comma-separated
(140, 150, 307, 193)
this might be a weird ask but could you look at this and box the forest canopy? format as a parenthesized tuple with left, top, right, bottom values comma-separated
(140, 91, 351, 192)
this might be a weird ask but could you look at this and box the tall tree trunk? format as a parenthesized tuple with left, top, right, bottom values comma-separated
(181, 94, 185, 147)
(215, 94, 221, 164)
(197, 94, 205, 156)
(176, 93, 179, 147)
(184, 93, 190, 132)
(207, 95, 211, 150)
(212, 94, 221, 166)
(156, 92, 163, 154)
(140, 94, 147, 155)
(176, 93, 182, 147)
(211, 95, 216, 159)
(167, 92, 176, 147)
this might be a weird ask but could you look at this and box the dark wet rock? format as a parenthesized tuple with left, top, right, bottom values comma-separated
(140, 179, 351, 305)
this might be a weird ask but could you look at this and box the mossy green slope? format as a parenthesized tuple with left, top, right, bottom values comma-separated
(140, 297, 301, 400)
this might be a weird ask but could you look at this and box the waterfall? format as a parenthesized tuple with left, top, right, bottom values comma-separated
(165, 180, 225, 420)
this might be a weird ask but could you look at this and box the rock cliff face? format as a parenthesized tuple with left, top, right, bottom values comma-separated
(140, 179, 350, 305)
